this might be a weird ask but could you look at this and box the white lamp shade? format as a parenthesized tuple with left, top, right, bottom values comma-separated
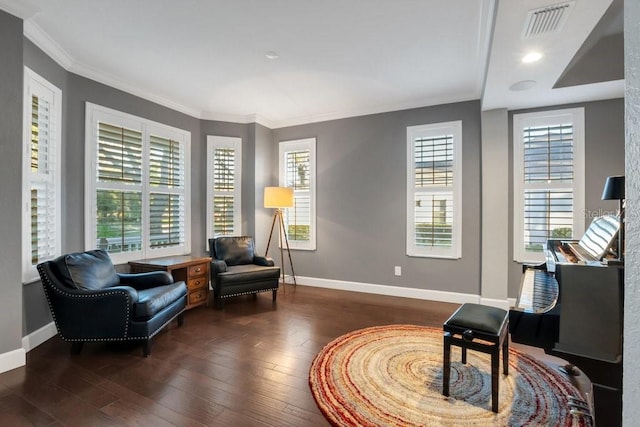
(264, 187, 294, 208)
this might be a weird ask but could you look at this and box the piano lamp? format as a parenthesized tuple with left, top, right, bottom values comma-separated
(264, 187, 297, 286)
(601, 175, 625, 261)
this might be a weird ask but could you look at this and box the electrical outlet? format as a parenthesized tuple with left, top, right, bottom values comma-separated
(394, 266, 402, 276)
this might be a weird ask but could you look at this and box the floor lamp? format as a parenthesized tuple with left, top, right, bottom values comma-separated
(602, 175, 625, 261)
(264, 187, 297, 286)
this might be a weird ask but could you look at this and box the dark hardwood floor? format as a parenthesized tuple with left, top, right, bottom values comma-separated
(0, 285, 585, 426)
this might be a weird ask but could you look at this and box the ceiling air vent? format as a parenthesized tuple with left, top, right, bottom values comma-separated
(522, 1, 574, 39)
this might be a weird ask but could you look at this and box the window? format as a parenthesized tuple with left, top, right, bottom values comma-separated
(406, 121, 462, 258)
(85, 103, 190, 264)
(513, 108, 585, 263)
(22, 67, 62, 282)
(279, 138, 316, 250)
(206, 136, 242, 239)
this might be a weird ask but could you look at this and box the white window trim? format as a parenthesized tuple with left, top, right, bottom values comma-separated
(406, 121, 462, 259)
(513, 107, 585, 263)
(22, 67, 62, 283)
(206, 135, 242, 243)
(84, 103, 191, 265)
(279, 137, 317, 251)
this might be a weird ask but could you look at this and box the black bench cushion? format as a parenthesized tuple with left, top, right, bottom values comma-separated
(134, 282, 187, 320)
(445, 303, 508, 335)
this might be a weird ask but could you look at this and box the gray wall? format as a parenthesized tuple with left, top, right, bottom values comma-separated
(271, 101, 483, 295)
(0, 10, 24, 355)
(507, 99, 626, 297)
(623, 0, 640, 421)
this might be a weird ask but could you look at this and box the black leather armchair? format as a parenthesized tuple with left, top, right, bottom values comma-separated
(37, 250, 187, 356)
(209, 236, 280, 309)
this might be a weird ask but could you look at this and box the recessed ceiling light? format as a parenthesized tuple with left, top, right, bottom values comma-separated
(509, 80, 537, 91)
(265, 51, 279, 60)
(522, 52, 543, 63)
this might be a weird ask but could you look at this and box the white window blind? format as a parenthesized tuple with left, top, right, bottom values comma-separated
(279, 138, 316, 250)
(206, 136, 242, 240)
(86, 103, 191, 264)
(407, 121, 462, 259)
(22, 68, 62, 283)
(513, 108, 585, 262)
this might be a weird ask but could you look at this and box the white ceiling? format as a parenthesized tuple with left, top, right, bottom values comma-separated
(0, 0, 625, 128)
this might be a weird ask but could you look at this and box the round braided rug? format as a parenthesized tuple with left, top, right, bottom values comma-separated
(309, 324, 587, 426)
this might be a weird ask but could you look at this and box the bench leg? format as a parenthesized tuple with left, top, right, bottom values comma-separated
(443, 332, 451, 396)
(491, 347, 499, 413)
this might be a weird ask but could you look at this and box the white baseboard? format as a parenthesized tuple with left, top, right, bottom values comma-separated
(0, 348, 26, 374)
(296, 275, 491, 305)
(0, 321, 57, 374)
(22, 321, 57, 352)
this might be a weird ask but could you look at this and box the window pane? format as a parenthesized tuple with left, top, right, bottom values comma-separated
(285, 195, 311, 242)
(213, 195, 235, 235)
(30, 183, 56, 265)
(97, 122, 143, 184)
(414, 192, 453, 248)
(415, 135, 453, 187)
(31, 95, 51, 173)
(285, 150, 310, 190)
(149, 135, 183, 188)
(149, 193, 184, 248)
(214, 147, 235, 191)
(96, 190, 142, 253)
(523, 124, 573, 183)
(523, 189, 573, 252)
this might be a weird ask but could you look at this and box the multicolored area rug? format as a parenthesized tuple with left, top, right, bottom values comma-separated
(309, 324, 588, 426)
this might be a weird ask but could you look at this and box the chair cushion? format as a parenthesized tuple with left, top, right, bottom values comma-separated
(60, 250, 120, 291)
(134, 282, 187, 320)
(211, 236, 256, 266)
(217, 264, 280, 285)
(445, 303, 507, 335)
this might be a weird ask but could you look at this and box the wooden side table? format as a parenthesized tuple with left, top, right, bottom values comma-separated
(129, 255, 211, 310)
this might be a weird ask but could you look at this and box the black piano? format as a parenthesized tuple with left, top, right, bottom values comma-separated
(510, 215, 624, 427)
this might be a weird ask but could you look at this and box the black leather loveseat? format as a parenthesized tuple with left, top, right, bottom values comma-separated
(37, 249, 187, 356)
(209, 236, 281, 308)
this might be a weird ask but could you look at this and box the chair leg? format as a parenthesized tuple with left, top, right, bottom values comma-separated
(70, 342, 84, 355)
(177, 312, 184, 327)
(461, 346, 467, 364)
(443, 332, 451, 397)
(272, 289, 277, 302)
(215, 296, 224, 310)
(143, 339, 151, 357)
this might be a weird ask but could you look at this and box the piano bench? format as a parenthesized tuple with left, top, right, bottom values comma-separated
(442, 303, 509, 413)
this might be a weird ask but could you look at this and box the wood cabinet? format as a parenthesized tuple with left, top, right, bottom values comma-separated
(129, 255, 211, 310)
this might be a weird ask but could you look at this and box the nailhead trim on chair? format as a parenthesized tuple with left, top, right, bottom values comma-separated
(220, 287, 279, 299)
(37, 264, 181, 342)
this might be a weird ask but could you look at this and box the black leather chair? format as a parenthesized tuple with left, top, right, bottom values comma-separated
(37, 249, 187, 356)
(209, 236, 280, 309)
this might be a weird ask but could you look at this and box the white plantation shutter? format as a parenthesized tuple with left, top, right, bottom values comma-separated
(279, 138, 316, 250)
(149, 135, 186, 249)
(86, 103, 191, 263)
(23, 68, 61, 282)
(207, 136, 242, 239)
(514, 108, 585, 262)
(407, 122, 461, 258)
(96, 122, 144, 254)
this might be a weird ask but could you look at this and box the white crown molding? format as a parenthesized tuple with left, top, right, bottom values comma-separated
(0, 0, 39, 20)
(23, 20, 74, 69)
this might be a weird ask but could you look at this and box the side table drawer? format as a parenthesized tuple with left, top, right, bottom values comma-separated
(189, 288, 208, 305)
(187, 276, 207, 291)
(188, 263, 207, 277)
